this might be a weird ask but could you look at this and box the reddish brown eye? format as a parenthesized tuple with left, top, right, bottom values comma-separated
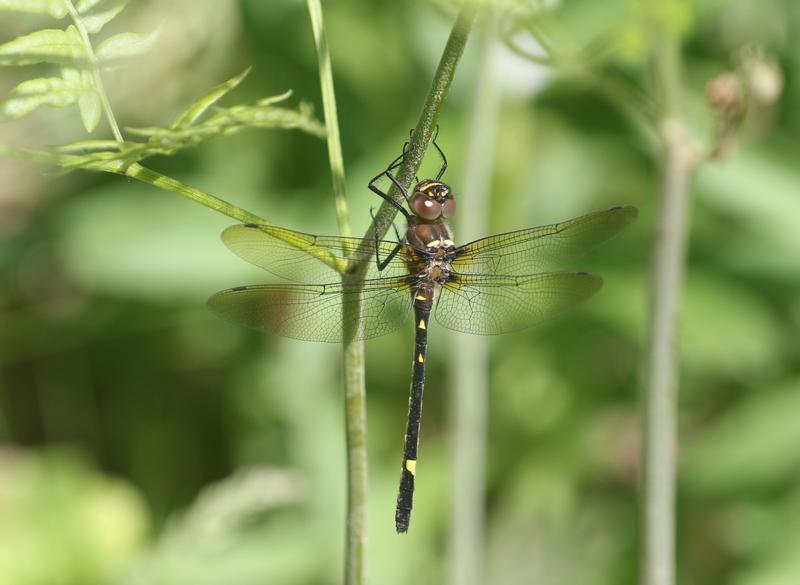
(411, 193, 441, 220)
(441, 198, 456, 218)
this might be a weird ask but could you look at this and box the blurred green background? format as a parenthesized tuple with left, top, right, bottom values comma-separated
(1, 1, 799, 584)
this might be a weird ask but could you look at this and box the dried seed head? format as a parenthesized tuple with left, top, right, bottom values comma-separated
(743, 58, 784, 105)
(706, 73, 745, 112)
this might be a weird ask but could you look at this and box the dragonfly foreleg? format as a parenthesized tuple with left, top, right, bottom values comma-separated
(369, 208, 403, 272)
(368, 156, 411, 219)
(432, 125, 447, 180)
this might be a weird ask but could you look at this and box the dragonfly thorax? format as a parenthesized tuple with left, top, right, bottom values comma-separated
(405, 220, 454, 252)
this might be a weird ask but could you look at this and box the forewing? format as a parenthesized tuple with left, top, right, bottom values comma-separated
(208, 276, 413, 342)
(222, 224, 409, 283)
(451, 205, 637, 276)
(435, 272, 603, 335)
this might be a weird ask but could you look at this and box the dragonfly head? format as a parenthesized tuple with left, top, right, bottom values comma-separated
(410, 179, 456, 221)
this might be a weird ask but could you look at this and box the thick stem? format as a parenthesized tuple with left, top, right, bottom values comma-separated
(341, 331, 367, 585)
(449, 14, 500, 585)
(335, 6, 474, 582)
(358, 6, 476, 254)
(641, 21, 696, 585)
(642, 118, 693, 585)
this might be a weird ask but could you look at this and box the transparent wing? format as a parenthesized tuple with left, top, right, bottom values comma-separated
(451, 205, 637, 276)
(434, 272, 603, 335)
(208, 276, 413, 342)
(222, 224, 409, 283)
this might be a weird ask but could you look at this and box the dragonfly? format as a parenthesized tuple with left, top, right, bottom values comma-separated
(208, 136, 638, 533)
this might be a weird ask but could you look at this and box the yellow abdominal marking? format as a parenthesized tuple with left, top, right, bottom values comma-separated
(405, 459, 417, 475)
(415, 295, 427, 301)
(418, 320, 426, 330)
(426, 239, 441, 248)
(417, 353, 424, 363)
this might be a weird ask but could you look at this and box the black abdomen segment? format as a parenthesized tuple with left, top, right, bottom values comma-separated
(395, 284, 434, 533)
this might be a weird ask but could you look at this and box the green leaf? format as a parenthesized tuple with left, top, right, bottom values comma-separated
(76, 0, 107, 11)
(58, 139, 127, 153)
(124, 93, 324, 157)
(206, 100, 326, 137)
(171, 68, 252, 129)
(256, 90, 294, 108)
(0, 0, 68, 18)
(79, 70, 100, 132)
(1, 76, 80, 118)
(59, 67, 101, 132)
(77, 0, 129, 34)
(0, 26, 87, 66)
(95, 31, 158, 62)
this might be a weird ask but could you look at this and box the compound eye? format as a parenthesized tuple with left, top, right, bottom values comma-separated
(441, 198, 457, 219)
(411, 193, 441, 220)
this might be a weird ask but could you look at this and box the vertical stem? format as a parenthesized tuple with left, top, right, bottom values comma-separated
(64, 0, 124, 142)
(306, 0, 352, 238)
(303, 3, 474, 581)
(641, 19, 696, 585)
(305, 2, 362, 584)
(449, 14, 500, 585)
(363, 7, 477, 247)
(341, 332, 367, 585)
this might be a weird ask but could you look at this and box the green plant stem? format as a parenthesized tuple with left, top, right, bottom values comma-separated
(360, 6, 476, 252)
(123, 163, 266, 224)
(306, 0, 352, 239)
(449, 14, 500, 585)
(304, 2, 364, 584)
(64, 0, 124, 142)
(641, 21, 697, 585)
(338, 6, 473, 583)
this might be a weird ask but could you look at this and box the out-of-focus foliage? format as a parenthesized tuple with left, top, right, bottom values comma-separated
(0, 449, 148, 585)
(0, 1, 798, 584)
(0, 0, 158, 132)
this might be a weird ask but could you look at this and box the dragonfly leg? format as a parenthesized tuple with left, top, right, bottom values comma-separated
(369, 207, 404, 271)
(368, 154, 411, 219)
(377, 242, 402, 272)
(432, 125, 447, 180)
(384, 167, 410, 201)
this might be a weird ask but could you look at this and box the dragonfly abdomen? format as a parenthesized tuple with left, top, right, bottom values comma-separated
(395, 283, 435, 533)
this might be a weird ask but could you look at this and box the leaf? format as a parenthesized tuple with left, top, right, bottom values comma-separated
(0, 26, 87, 66)
(1, 76, 80, 118)
(207, 100, 326, 137)
(171, 68, 252, 129)
(78, 89, 101, 132)
(76, 0, 129, 34)
(59, 67, 101, 132)
(58, 139, 127, 153)
(0, 0, 68, 18)
(95, 31, 158, 63)
(76, 0, 107, 11)
(256, 90, 293, 108)
(125, 93, 325, 153)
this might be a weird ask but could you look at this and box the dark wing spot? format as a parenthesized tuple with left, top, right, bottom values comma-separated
(576, 271, 590, 276)
(609, 205, 624, 211)
(244, 223, 259, 228)
(231, 286, 248, 292)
